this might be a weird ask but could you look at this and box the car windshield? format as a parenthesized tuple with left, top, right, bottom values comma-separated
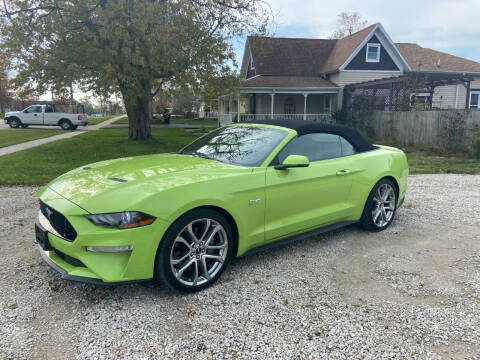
(180, 126, 288, 167)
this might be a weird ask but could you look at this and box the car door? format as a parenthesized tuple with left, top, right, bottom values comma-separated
(22, 105, 44, 124)
(43, 105, 58, 125)
(264, 133, 356, 241)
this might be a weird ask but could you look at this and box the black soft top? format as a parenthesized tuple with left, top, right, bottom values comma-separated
(248, 120, 375, 152)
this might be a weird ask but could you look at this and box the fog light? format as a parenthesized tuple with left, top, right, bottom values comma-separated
(87, 245, 133, 253)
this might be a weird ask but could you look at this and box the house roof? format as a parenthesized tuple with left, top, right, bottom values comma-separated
(246, 24, 377, 77)
(247, 37, 335, 76)
(240, 75, 338, 88)
(243, 23, 480, 87)
(395, 43, 480, 73)
(320, 24, 377, 73)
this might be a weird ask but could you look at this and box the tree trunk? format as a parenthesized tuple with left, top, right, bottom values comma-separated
(120, 81, 153, 141)
(70, 82, 74, 113)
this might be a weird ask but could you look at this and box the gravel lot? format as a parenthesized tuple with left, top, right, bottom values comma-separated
(1, 175, 479, 359)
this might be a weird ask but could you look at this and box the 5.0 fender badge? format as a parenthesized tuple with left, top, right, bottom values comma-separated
(249, 199, 262, 205)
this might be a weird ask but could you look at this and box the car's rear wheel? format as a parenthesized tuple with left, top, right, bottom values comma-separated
(59, 119, 73, 130)
(156, 209, 233, 292)
(360, 178, 397, 231)
(21, 124, 29, 128)
(9, 118, 20, 128)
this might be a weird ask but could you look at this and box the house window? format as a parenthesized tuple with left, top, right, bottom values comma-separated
(366, 43, 381, 63)
(410, 92, 431, 109)
(284, 98, 296, 114)
(324, 95, 331, 113)
(470, 91, 480, 109)
(249, 52, 255, 70)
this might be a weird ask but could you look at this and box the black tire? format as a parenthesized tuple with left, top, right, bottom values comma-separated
(9, 117, 20, 128)
(360, 178, 398, 232)
(155, 208, 234, 292)
(21, 124, 29, 128)
(59, 119, 73, 130)
(71, 125, 78, 130)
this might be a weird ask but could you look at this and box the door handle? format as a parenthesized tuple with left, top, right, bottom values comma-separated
(34, 114, 38, 116)
(336, 169, 350, 176)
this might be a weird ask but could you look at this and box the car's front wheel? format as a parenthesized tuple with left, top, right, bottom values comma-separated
(9, 118, 20, 128)
(360, 178, 397, 231)
(156, 209, 233, 292)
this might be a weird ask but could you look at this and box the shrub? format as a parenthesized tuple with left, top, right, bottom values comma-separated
(473, 139, 480, 159)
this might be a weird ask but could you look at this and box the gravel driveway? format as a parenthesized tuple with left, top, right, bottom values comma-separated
(1, 175, 479, 359)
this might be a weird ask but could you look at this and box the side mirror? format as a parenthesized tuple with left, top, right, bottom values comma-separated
(274, 155, 310, 170)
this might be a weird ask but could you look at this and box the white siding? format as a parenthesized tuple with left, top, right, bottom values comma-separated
(328, 71, 403, 87)
(433, 77, 480, 109)
(329, 71, 403, 108)
(329, 72, 480, 109)
(432, 85, 459, 109)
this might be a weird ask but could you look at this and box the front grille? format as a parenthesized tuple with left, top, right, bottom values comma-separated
(40, 201, 77, 241)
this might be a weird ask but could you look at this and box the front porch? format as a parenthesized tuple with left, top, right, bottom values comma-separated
(218, 89, 339, 126)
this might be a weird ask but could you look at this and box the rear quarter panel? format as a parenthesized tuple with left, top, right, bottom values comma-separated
(346, 147, 408, 221)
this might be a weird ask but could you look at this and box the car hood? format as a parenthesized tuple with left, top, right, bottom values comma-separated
(42, 153, 243, 213)
(5, 111, 21, 117)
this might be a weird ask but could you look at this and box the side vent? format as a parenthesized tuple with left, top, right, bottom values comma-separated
(108, 177, 128, 183)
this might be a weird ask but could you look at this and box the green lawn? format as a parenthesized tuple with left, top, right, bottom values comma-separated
(86, 115, 115, 125)
(114, 116, 217, 126)
(0, 128, 199, 185)
(0, 129, 62, 148)
(407, 152, 480, 175)
(1, 128, 479, 185)
(113, 116, 129, 124)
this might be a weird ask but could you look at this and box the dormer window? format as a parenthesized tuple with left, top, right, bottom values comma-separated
(366, 43, 381, 62)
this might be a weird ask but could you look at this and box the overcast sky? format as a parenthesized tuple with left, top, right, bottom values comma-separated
(234, 0, 480, 65)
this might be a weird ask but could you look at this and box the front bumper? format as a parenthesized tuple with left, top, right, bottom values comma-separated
(37, 244, 151, 285)
(36, 187, 168, 284)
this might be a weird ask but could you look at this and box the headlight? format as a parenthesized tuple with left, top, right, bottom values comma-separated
(85, 211, 156, 229)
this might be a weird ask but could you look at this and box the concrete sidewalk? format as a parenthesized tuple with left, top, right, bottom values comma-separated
(0, 115, 125, 157)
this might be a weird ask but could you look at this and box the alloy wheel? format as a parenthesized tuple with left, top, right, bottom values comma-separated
(371, 183, 396, 227)
(170, 218, 228, 287)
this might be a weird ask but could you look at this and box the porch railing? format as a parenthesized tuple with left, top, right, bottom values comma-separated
(239, 113, 334, 123)
(204, 111, 218, 119)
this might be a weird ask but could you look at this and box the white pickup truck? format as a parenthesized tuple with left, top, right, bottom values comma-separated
(4, 104, 88, 130)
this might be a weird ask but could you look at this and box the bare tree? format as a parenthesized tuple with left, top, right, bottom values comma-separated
(330, 11, 368, 39)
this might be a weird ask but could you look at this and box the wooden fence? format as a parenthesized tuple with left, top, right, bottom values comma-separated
(368, 110, 480, 148)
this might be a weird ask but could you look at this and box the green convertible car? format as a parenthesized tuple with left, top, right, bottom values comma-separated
(36, 120, 408, 292)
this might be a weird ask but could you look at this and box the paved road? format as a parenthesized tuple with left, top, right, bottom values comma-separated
(0, 115, 125, 157)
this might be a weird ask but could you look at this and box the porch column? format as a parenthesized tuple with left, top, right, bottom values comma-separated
(237, 94, 240, 122)
(303, 93, 308, 120)
(466, 80, 471, 109)
(270, 92, 275, 119)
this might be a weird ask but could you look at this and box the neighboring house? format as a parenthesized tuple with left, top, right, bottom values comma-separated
(218, 23, 480, 124)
